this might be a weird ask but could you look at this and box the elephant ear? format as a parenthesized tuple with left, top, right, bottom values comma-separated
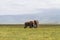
(34, 20, 39, 26)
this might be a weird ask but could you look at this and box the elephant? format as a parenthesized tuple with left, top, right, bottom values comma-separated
(24, 21, 34, 28)
(24, 20, 39, 28)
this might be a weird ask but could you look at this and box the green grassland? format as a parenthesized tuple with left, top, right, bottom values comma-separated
(0, 24, 60, 40)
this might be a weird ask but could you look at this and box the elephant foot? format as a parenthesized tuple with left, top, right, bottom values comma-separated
(24, 26, 27, 28)
(29, 27, 32, 28)
(34, 26, 37, 28)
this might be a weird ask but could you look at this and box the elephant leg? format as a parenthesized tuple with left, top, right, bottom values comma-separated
(29, 25, 32, 28)
(35, 25, 37, 28)
(24, 25, 27, 28)
(29, 24, 33, 28)
(29, 26, 32, 28)
(34, 25, 37, 28)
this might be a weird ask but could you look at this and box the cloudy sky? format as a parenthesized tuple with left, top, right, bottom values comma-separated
(0, 0, 60, 24)
(0, 0, 60, 15)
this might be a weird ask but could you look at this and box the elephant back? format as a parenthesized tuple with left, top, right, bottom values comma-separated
(25, 22, 30, 26)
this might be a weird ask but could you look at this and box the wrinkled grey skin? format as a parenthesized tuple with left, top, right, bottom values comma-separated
(24, 21, 33, 28)
(24, 20, 39, 28)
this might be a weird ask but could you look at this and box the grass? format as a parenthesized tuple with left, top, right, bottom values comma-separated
(0, 25, 60, 40)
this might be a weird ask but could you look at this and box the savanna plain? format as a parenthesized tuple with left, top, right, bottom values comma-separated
(0, 24, 60, 40)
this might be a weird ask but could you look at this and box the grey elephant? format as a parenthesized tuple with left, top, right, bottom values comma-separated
(24, 20, 39, 28)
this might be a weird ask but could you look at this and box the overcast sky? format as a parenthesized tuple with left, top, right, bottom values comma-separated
(0, 0, 60, 15)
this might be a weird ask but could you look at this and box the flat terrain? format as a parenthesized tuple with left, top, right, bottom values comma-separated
(0, 25, 60, 40)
